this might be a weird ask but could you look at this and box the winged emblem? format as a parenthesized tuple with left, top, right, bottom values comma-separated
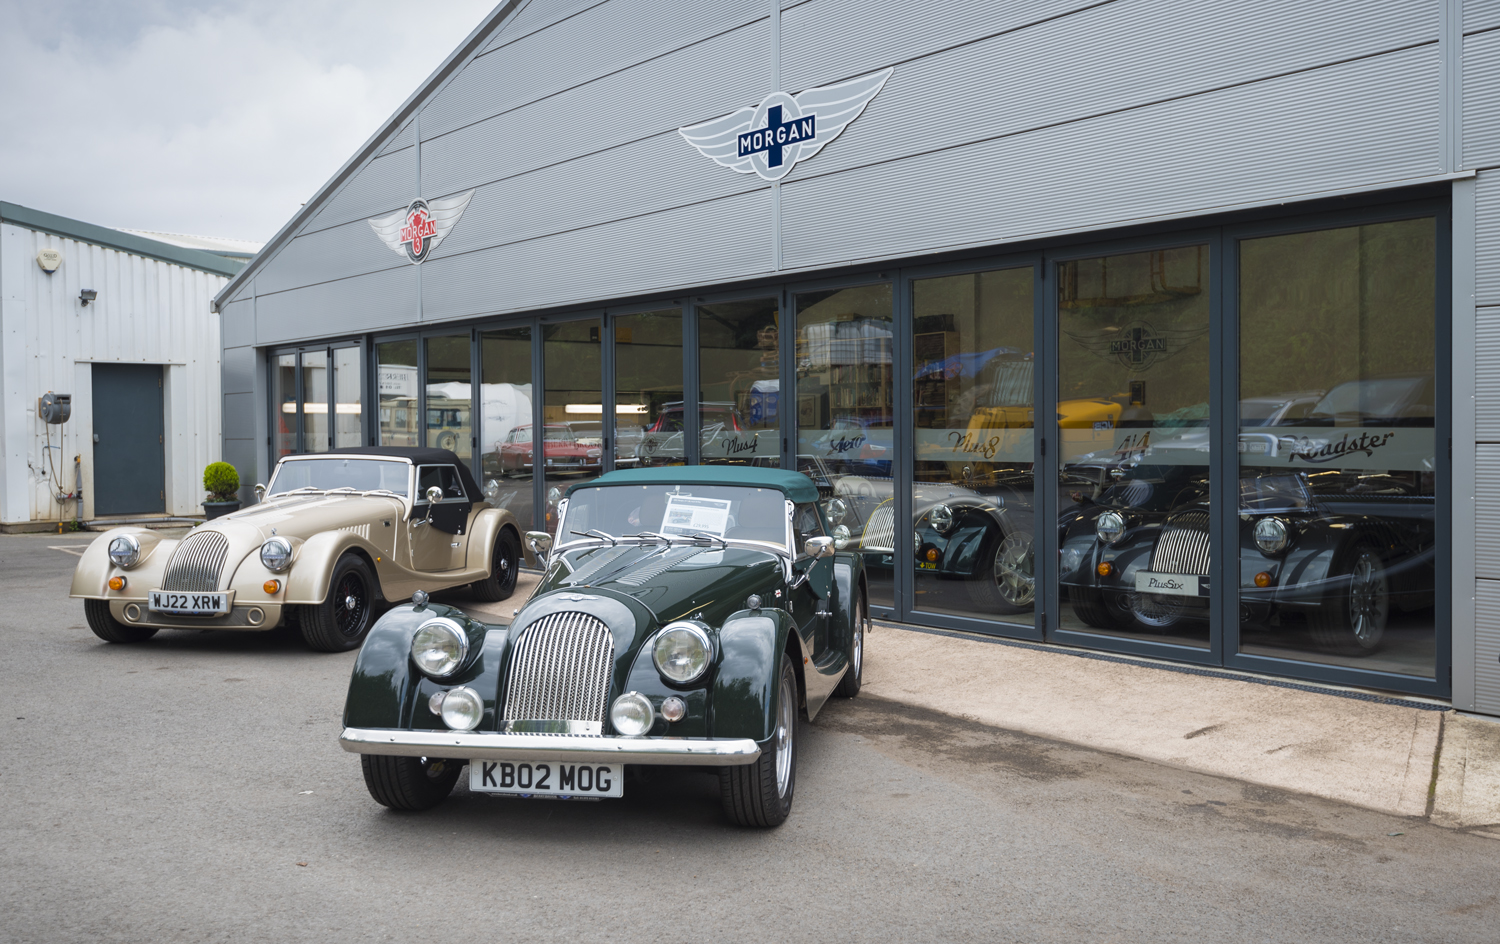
(367, 189, 475, 264)
(678, 68, 893, 181)
(1063, 320, 1210, 372)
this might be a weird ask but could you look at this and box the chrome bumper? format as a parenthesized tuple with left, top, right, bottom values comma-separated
(339, 727, 762, 766)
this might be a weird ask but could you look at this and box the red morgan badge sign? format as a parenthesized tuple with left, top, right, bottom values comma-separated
(368, 190, 475, 264)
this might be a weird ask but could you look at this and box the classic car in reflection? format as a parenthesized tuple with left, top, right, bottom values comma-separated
(339, 466, 868, 826)
(425, 399, 470, 453)
(635, 401, 748, 465)
(70, 448, 528, 652)
(489, 424, 603, 476)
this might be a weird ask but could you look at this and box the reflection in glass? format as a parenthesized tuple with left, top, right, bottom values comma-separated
(273, 353, 297, 457)
(795, 283, 893, 607)
(1056, 245, 1212, 647)
(333, 347, 362, 448)
(1237, 218, 1436, 678)
(300, 349, 328, 453)
(910, 269, 1035, 625)
(375, 340, 418, 447)
(616, 310, 684, 469)
(425, 335, 472, 461)
(698, 299, 780, 466)
(479, 326, 533, 529)
(542, 320, 602, 535)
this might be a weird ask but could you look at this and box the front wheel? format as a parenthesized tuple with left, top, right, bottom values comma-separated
(1309, 544, 1389, 654)
(719, 653, 798, 827)
(967, 529, 1035, 615)
(834, 591, 866, 698)
(1069, 586, 1130, 629)
(300, 553, 377, 652)
(84, 599, 158, 643)
(360, 755, 462, 811)
(470, 528, 521, 602)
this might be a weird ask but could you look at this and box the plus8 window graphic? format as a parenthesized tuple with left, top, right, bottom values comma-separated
(679, 68, 892, 181)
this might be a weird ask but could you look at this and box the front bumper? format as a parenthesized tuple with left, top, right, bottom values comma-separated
(339, 727, 762, 766)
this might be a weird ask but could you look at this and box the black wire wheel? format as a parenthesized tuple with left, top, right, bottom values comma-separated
(470, 527, 521, 602)
(360, 754, 463, 811)
(719, 653, 798, 827)
(1309, 543, 1390, 654)
(83, 599, 158, 643)
(300, 553, 377, 652)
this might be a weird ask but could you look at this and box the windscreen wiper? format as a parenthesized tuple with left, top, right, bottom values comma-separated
(688, 531, 727, 548)
(570, 528, 618, 546)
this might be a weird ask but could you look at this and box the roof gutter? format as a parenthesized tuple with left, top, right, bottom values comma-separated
(0, 202, 246, 278)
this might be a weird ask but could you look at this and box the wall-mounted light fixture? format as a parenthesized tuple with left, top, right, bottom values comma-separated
(79, 289, 97, 307)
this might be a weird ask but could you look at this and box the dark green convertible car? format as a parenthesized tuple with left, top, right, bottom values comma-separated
(339, 466, 868, 827)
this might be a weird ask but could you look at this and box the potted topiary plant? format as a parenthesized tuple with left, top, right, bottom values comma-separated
(202, 461, 241, 519)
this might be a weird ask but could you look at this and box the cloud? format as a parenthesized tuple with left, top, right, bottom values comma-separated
(0, 0, 497, 241)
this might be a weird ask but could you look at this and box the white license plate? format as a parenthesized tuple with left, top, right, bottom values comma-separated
(148, 590, 230, 615)
(1134, 572, 1200, 596)
(469, 760, 623, 798)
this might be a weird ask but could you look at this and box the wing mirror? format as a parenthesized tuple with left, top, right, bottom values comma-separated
(525, 530, 553, 561)
(411, 485, 445, 527)
(253, 483, 266, 502)
(804, 535, 836, 559)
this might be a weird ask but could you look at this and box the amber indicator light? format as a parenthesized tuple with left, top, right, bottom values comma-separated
(107, 576, 126, 591)
(925, 548, 939, 562)
(1096, 561, 1113, 577)
(1254, 572, 1273, 588)
(264, 579, 281, 594)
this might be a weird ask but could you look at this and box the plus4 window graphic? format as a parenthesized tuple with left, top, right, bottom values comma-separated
(367, 190, 475, 264)
(678, 68, 893, 181)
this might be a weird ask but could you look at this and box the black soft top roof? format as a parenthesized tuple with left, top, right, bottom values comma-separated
(315, 446, 483, 502)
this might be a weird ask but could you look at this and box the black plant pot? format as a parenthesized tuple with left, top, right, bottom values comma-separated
(203, 499, 241, 520)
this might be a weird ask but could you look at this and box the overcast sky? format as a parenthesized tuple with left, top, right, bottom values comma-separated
(0, 0, 497, 243)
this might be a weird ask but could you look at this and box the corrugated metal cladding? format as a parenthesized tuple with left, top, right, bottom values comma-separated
(0, 223, 226, 524)
(1467, 0, 1500, 35)
(1474, 580, 1500, 711)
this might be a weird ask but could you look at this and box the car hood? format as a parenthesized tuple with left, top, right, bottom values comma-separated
(212, 493, 406, 543)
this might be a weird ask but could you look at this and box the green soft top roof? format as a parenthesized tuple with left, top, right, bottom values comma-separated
(566, 466, 819, 502)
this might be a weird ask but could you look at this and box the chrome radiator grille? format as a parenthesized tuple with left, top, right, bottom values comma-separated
(161, 531, 230, 592)
(502, 612, 614, 726)
(860, 503, 896, 552)
(1150, 512, 1211, 576)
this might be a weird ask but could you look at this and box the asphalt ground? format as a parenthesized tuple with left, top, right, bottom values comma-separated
(3, 533, 1498, 943)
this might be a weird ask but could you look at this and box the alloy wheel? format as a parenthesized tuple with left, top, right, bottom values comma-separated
(1348, 549, 1389, 644)
(775, 668, 795, 797)
(994, 532, 1036, 606)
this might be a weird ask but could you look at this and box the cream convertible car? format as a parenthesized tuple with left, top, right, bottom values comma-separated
(70, 448, 528, 651)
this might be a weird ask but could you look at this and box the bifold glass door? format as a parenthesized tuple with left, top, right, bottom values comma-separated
(270, 343, 362, 458)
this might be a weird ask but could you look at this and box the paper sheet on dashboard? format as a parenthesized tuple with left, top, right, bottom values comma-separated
(660, 495, 732, 537)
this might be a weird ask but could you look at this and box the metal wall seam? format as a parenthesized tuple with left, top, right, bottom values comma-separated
(255, 217, 411, 297)
(1465, 0, 1500, 34)
(303, 148, 418, 237)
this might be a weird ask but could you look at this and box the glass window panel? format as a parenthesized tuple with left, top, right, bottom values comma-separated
(1057, 245, 1212, 648)
(1237, 218, 1436, 678)
(911, 268, 1036, 625)
(425, 335, 472, 461)
(479, 326, 534, 530)
(795, 283, 894, 607)
(698, 298, 780, 466)
(542, 319, 602, 536)
(375, 340, 418, 447)
(333, 347, 362, 448)
(272, 352, 297, 458)
(616, 309, 684, 469)
(300, 349, 328, 454)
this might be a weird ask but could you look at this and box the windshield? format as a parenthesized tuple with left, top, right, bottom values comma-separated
(1309, 377, 1430, 422)
(1239, 472, 1311, 513)
(269, 457, 409, 496)
(543, 427, 574, 442)
(561, 484, 788, 547)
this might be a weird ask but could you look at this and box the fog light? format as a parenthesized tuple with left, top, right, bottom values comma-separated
(108, 576, 126, 591)
(263, 579, 281, 594)
(124, 603, 141, 621)
(1097, 561, 1114, 577)
(439, 687, 483, 731)
(660, 696, 687, 723)
(610, 691, 654, 737)
(925, 547, 939, 563)
(1254, 572, 1273, 588)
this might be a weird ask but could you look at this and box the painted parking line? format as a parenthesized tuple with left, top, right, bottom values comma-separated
(50, 546, 88, 557)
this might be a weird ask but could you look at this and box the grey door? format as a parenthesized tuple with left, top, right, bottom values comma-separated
(92, 364, 165, 516)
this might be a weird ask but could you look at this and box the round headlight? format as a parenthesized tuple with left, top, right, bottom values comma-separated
(1096, 510, 1127, 545)
(108, 534, 140, 568)
(653, 622, 712, 684)
(411, 617, 470, 677)
(610, 691, 654, 737)
(929, 503, 956, 533)
(259, 537, 293, 573)
(1254, 516, 1292, 555)
(483, 479, 501, 502)
(439, 686, 484, 731)
(832, 524, 851, 550)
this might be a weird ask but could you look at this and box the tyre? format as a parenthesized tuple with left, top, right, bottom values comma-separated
(360, 754, 462, 811)
(470, 527, 521, 602)
(1069, 586, 1129, 629)
(966, 529, 1035, 615)
(719, 653, 798, 827)
(84, 599, 158, 643)
(300, 553, 377, 652)
(1309, 543, 1389, 654)
(834, 590, 866, 698)
(436, 430, 458, 452)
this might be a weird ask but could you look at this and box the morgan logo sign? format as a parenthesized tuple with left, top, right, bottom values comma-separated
(368, 190, 475, 264)
(679, 68, 892, 181)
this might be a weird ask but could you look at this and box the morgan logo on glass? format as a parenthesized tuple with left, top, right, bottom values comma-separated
(367, 190, 475, 265)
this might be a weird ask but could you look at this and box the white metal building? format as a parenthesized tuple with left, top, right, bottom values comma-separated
(0, 201, 247, 529)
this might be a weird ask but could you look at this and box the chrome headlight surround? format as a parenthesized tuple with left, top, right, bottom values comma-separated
(1253, 516, 1292, 556)
(410, 617, 470, 678)
(652, 621, 712, 685)
(107, 534, 141, 569)
(929, 503, 956, 534)
(259, 537, 293, 573)
(1096, 510, 1127, 545)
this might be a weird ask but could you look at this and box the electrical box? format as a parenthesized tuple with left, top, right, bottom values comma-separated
(38, 392, 71, 424)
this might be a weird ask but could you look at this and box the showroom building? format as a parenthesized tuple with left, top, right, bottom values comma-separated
(213, 0, 1499, 711)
